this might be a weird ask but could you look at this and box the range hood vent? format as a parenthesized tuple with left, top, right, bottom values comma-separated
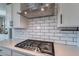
(18, 3, 55, 19)
(58, 27, 79, 31)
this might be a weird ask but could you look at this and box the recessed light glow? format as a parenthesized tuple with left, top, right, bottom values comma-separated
(36, 26, 41, 29)
(41, 8, 45, 11)
(45, 4, 49, 7)
(24, 11, 27, 15)
(19, 11, 21, 13)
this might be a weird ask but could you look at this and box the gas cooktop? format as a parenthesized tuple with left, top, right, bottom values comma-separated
(15, 39, 55, 56)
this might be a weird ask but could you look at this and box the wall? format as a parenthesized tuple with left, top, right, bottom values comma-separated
(13, 16, 79, 46)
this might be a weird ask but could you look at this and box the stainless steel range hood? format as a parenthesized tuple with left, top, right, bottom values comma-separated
(18, 3, 55, 19)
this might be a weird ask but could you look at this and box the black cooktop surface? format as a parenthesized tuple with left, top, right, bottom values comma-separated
(15, 39, 55, 56)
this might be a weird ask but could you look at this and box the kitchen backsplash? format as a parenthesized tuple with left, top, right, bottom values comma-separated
(13, 16, 79, 46)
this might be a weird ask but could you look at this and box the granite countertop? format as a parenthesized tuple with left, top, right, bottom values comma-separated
(0, 39, 79, 56)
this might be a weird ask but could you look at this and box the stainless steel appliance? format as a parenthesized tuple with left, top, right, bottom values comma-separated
(15, 39, 55, 56)
(18, 3, 55, 19)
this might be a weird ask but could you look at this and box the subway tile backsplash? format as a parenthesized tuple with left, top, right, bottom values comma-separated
(13, 16, 79, 46)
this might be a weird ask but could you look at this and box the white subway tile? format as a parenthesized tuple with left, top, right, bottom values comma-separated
(54, 40, 66, 44)
(66, 42, 77, 46)
(13, 16, 77, 46)
(60, 31, 73, 34)
(49, 36, 59, 40)
(60, 37, 73, 42)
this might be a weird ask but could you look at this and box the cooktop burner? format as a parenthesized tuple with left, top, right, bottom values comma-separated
(15, 39, 55, 56)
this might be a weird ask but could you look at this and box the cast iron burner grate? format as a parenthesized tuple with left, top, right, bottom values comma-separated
(15, 39, 55, 56)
